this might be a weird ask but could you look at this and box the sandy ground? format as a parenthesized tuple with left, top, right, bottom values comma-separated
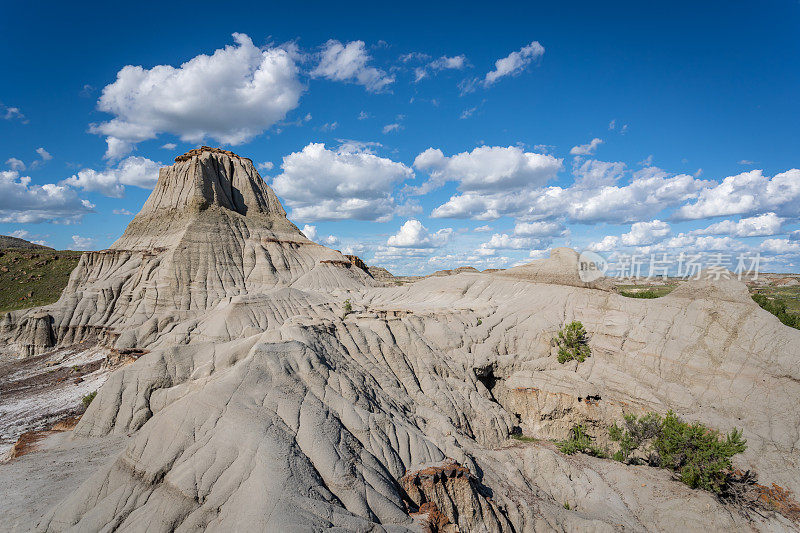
(0, 431, 128, 532)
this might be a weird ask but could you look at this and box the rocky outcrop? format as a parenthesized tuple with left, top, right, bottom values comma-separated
(400, 459, 513, 532)
(0, 147, 375, 356)
(4, 148, 800, 532)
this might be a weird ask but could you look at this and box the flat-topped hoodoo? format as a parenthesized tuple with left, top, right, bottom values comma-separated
(113, 146, 297, 250)
(1, 147, 375, 355)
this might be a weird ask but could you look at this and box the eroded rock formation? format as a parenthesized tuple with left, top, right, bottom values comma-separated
(3, 147, 800, 532)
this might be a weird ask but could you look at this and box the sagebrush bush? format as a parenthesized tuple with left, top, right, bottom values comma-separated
(556, 425, 606, 457)
(609, 410, 746, 494)
(553, 321, 591, 363)
(654, 411, 746, 493)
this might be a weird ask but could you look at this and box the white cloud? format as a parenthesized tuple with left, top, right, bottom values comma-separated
(382, 123, 402, 134)
(460, 106, 477, 119)
(484, 41, 545, 85)
(322, 235, 340, 247)
(113, 208, 133, 215)
(311, 40, 394, 92)
(272, 142, 413, 221)
(790, 230, 800, 241)
(621, 220, 671, 245)
(692, 213, 784, 237)
(513, 220, 566, 237)
(10, 229, 32, 239)
(588, 235, 619, 252)
(478, 233, 543, 255)
(387, 219, 453, 248)
(760, 238, 800, 254)
(1, 105, 26, 122)
(0, 170, 94, 223)
(738, 159, 755, 165)
(414, 145, 562, 197)
(474, 225, 492, 232)
(572, 159, 625, 188)
(675, 169, 800, 220)
(70, 235, 95, 250)
(92, 33, 302, 159)
(415, 55, 468, 82)
(6, 158, 25, 171)
(257, 161, 274, 172)
(35, 147, 52, 161)
(320, 121, 338, 131)
(569, 138, 603, 156)
(62, 156, 161, 198)
(431, 164, 710, 222)
(301, 224, 318, 241)
(608, 119, 616, 130)
(161, 143, 177, 150)
(358, 111, 370, 120)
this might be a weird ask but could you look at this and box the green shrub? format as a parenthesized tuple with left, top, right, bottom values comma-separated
(752, 294, 800, 330)
(653, 411, 746, 493)
(609, 410, 746, 494)
(553, 321, 591, 363)
(477, 318, 482, 325)
(609, 412, 663, 463)
(343, 299, 352, 316)
(556, 425, 606, 457)
(82, 391, 97, 408)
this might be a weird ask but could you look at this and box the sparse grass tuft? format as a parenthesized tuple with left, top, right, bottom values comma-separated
(82, 391, 97, 409)
(553, 321, 591, 364)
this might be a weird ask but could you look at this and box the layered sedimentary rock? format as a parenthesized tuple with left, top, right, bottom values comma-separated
(1, 147, 375, 356)
(4, 148, 800, 532)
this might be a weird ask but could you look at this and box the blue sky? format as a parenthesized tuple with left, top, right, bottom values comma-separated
(1, 0, 799, 274)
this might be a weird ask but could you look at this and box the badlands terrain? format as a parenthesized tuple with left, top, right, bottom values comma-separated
(1, 147, 800, 532)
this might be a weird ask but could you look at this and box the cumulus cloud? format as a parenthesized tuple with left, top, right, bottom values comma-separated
(572, 159, 625, 188)
(92, 33, 303, 159)
(113, 209, 133, 215)
(271, 142, 413, 222)
(569, 138, 603, 156)
(301, 224, 318, 241)
(692, 213, 784, 237)
(414, 145, 562, 197)
(513, 220, 566, 238)
(311, 40, 394, 92)
(161, 143, 177, 150)
(387, 219, 453, 248)
(257, 161, 274, 172)
(431, 164, 711, 222)
(588, 235, 620, 252)
(484, 41, 545, 86)
(61, 156, 161, 198)
(35, 148, 52, 161)
(478, 233, 544, 255)
(620, 220, 671, 245)
(0, 170, 94, 223)
(70, 235, 95, 250)
(760, 238, 800, 254)
(674, 169, 800, 220)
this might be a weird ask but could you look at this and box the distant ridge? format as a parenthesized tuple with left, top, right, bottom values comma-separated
(0, 235, 52, 250)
